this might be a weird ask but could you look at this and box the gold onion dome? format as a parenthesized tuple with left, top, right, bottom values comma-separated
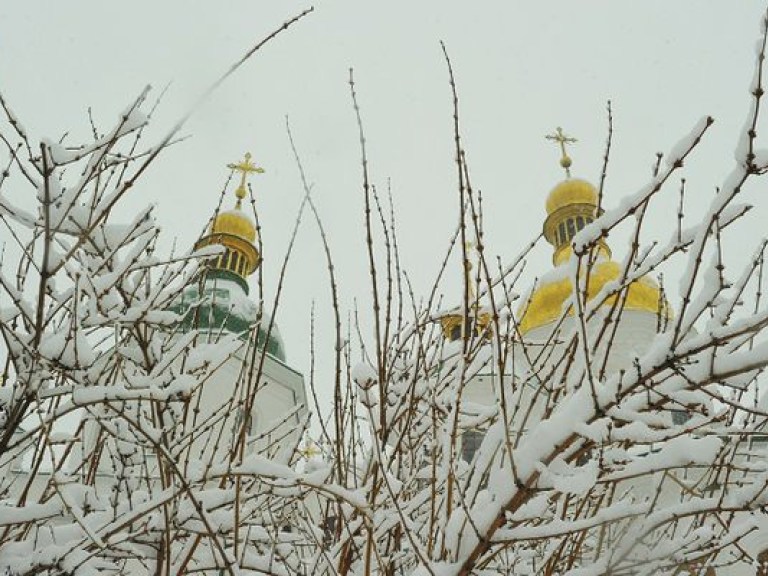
(517, 128, 666, 335)
(439, 242, 493, 341)
(545, 178, 598, 215)
(194, 153, 264, 288)
(211, 209, 257, 243)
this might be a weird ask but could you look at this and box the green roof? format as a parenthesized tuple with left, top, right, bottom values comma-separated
(170, 277, 286, 362)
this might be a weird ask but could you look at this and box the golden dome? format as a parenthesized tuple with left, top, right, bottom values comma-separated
(193, 153, 264, 285)
(211, 209, 256, 243)
(518, 260, 665, 334)
(439, 311, 493, 342)
(519, 128, 666, 334)
(545, 178, 598, 214)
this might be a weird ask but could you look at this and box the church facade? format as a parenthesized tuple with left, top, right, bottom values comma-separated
(2, 152, 308, 525)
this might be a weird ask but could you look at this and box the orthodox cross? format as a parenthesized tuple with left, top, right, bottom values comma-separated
(464, 240, 477, 303)
(545, 127, 577, 178)
(227, 152, 265, 206)
(299, 441, 322, 459)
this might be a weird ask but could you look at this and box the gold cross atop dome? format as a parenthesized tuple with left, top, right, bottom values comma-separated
(546, 127, 577, 178)
(299, 441, 322, 459)
(464, 241, 477, 303)
(227, 152, 265, 207)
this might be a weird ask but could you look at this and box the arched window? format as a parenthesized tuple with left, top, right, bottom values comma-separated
(576, 216, 584, 231)
(462, 430, 484, 462)
(558, 223, 566, 246)
(566, 218, 576, 242)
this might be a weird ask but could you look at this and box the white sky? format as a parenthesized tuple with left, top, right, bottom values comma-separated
(2, 2, 768, 419)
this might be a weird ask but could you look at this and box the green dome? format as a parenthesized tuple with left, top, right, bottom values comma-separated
(171, 276, 286, 362)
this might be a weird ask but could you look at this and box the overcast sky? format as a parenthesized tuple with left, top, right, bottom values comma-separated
(2, 2, 768, 416)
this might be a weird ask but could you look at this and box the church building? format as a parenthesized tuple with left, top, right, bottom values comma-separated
(171, 152, 308, 458)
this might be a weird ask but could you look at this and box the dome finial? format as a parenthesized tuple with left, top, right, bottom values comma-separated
(193, 154, 263, 289)
(464, 240, 477, 304)
(227, 152, 265, 208)
(545, 126, 577, 178)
